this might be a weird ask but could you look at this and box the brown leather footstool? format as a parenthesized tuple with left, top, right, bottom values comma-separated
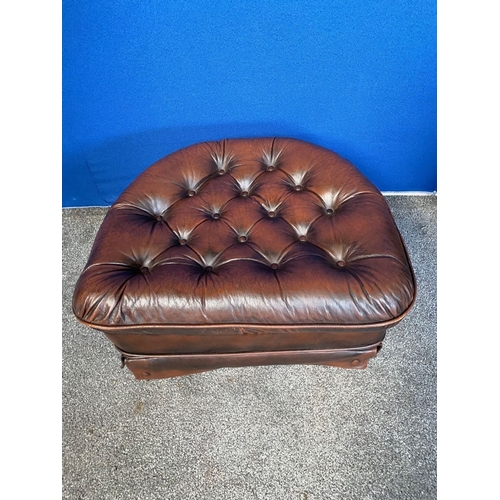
(72, 138, 416, 379)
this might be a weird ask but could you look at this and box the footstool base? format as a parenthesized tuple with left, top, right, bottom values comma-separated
(118, 343, 383, 380)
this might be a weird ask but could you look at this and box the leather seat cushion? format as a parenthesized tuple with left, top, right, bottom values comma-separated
(72, 138, 416, 355)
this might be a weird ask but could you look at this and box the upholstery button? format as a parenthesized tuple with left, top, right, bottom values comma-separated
(188, 190, 196, 197)
(140, 266, 149, 274)
(294, 185, 302, 191)
(270, 263, 279, 270)
(241, 190, 249, 197)
(218, 169, 225, 175)
(267, 165, 275, 172)
(212, 213, 221, 220)
(179, 238, 187, 245)
(299, 235, 307, 242)
(337, 260, 346, 268)
(268, 211, 276, 218)
(326, 208, 334, 215)
(238, 235, 247, 243)
(205, 266, 213, 272)
(155, 215, 163, 221)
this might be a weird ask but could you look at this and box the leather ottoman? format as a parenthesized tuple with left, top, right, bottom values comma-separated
(72, 138, 416, 379)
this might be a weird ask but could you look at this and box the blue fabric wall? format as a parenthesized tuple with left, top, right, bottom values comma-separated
(63, 0, 436, 207)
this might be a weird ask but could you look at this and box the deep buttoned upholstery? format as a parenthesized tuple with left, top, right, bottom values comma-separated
(72, 138, 416, 375)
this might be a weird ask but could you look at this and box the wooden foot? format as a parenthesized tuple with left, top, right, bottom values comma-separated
(118, 343, 382, 380)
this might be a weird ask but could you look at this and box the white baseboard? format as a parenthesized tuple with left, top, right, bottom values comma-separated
(382, 191, 436, 196)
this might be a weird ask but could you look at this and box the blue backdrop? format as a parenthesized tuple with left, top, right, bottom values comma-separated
(63, 0, 436, 207)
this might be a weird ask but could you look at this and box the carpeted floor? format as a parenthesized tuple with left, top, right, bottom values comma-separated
(62, 194, 437, 500)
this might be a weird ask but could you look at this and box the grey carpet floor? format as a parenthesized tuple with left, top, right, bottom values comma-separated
(62, 195, 437, 500)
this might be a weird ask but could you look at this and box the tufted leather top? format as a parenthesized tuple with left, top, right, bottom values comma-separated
(73, 138, 415, 331)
